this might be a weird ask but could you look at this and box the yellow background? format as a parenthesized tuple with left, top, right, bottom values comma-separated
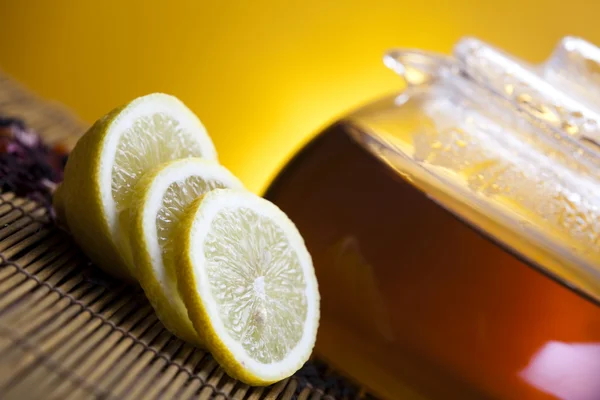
(1, 0, 599, 193)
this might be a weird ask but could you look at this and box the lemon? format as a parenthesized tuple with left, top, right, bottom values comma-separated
(128, 158, 243, 345)
(58, 93, 217, 281)
(175, 189, 320, 385)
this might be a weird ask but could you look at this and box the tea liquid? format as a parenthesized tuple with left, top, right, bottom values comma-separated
(265, 122, 600, 400)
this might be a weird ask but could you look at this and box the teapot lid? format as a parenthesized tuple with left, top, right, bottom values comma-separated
(349, 37, 600, 301)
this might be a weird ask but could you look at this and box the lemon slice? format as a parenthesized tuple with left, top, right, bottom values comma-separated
(128, 158, 243, 345)
(176, 189, 320, 385)
(59, 93, 217, 280)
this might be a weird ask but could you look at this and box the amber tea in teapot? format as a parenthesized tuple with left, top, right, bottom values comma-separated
(266, 37, 600, 399)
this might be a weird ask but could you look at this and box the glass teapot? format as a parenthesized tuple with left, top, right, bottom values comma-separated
(265, 37, 600, 399)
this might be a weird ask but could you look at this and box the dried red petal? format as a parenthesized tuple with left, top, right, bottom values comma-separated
(0, 116, 68, 208)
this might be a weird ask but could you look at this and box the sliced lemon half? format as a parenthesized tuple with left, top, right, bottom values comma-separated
(59, 93, 217, 280)
(175, 189, 320, 385)
(128, 158, 243, 345)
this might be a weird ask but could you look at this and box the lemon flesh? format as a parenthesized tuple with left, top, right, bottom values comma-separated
(112, 112, 214, 212)
(176, 189, 320, 385)
(59, 93, 216, 280)
(129, 158, 243, 345)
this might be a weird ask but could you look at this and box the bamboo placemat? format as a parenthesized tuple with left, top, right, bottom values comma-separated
(0, 71, 369, 400)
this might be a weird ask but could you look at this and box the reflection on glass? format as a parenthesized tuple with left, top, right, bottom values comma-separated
(521, 341, 600, 400)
